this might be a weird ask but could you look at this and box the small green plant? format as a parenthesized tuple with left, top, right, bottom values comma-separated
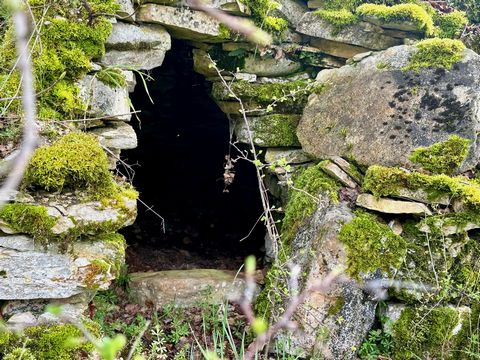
(148, 314, 168, 360)
(359, 327, 393, 360)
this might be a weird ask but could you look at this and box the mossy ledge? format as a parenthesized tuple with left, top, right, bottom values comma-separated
(338, 210, 407, 280)
(356, 3, 435, 36)
(363, 165, 480, 210)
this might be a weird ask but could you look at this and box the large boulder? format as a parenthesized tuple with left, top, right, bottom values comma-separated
(298, 45, 480, 171)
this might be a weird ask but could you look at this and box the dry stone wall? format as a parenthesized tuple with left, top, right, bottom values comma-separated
(1, 0, 480, 358)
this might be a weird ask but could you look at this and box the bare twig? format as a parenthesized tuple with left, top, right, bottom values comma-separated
(187, 0, 272, 46)
(0, 3, 38, 206)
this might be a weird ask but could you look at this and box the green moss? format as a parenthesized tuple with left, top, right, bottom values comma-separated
(356, 3, 435, 36)
(281, 163, 340, 250)
(218, 23, 231, 40)
(3, 347, 35, 360)
(212, 80, 324, 113)
(237, 0, 288, 35)
(314, 9, 359, 32)
(24, 132, 112, 193)
(434, 10, 469, 39)
(404, 38, 465, 71)
(363, 165, 480, 210)
(249, 114, 301, 147)
(392, 306, 459, 360)
(0, 203, 56, 244)
(338, 210, 407, 280)
(0, 323, 100, 360)
(409, 135, 471, 175)
(96, 68, 127, 88)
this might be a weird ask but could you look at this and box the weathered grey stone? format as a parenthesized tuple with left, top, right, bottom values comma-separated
(298, 46, 480, 171)
(320, 160, 357, 188)
(135, 0, 249, 14)
(356, 194, 432, 215)
(137, 4, 224, 42)
(78, 75, 131, 121)
(0, 237, 126, 300)
(234, 72, 257, 82)
(123, 70, 137, 92)
(310, 37, 373, 59)
(265, 148, 310, 164)
(130, 269, 250, 308)
(329, 156, 363, 184)
(297, 14, 402, 50)
(106, 22, 171, 51)
(392, 187, 451, 205)
(243, 55, 303, 77)
(0, 235, 35, 251)
(90, 121, 138, 150)
(102, 49, 168, 70)
(116, 0, 135, 21)
(234, 115, 301, 147)
(272, 200, 376, 358)
(6, 312, 37, 331)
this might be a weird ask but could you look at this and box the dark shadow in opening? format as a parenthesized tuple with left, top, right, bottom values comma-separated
(121, 40, 265, 271)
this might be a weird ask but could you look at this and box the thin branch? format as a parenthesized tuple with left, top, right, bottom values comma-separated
(0, 5, 38, 206)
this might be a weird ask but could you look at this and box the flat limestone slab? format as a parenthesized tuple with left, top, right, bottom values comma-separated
(356, 194, 432, 215)
(137, 4, 224, 42)
(129, 269, 248, 308)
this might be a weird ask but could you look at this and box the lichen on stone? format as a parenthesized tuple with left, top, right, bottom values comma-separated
(338, 210, 407, 280)
(24, 132, 112, 193)
(409, 135, 471, 175)
(404, 38, 465, 71)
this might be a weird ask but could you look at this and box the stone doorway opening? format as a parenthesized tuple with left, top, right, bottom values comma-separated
(121, 40, 266, 272)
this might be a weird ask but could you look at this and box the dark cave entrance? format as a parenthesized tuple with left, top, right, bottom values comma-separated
(121, 40, 266, 272)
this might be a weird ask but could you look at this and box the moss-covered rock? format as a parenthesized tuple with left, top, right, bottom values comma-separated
(405, 38, 466, 71)
(211, 79, 323, 114)
(356, 3, 435, 35)
(363, 165, 480, 211)
(0, 322, 100, 360)
(24, 132, 112, 193)
(233, 114, 301, 147)
(391, 306, 463, 360)
(409, 135, 470, 175)
(338, 210, 407, 280)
